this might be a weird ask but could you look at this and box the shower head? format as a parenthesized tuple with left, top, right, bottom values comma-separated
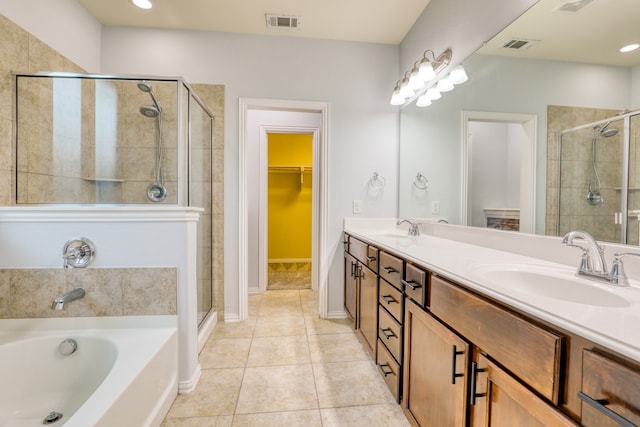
(137, 81, 162, 112)
(140, 105, 160, 118)
(137, 82, 153, 93)
(595, 121, 618, 137)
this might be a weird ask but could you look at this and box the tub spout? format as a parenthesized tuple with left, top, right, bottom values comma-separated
(51, 287, 86, 310)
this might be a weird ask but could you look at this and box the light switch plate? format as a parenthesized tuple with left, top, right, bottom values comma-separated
(353, 200, 362, 214)
(432, 201, 440, 214)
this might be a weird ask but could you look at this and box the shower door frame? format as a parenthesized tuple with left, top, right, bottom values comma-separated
(557, 109, 640, 243)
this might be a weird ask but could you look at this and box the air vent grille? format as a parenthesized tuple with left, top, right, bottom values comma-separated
(502, 38, 539, 50)
(266, 14, 301, 29)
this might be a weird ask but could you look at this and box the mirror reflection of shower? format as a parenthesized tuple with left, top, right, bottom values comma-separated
(586, 121, 619, 206)
(137, 81, 167, 202)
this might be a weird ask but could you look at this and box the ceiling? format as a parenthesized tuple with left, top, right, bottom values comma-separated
(479, 0, 640, 67)
(77, 0, 432, 45)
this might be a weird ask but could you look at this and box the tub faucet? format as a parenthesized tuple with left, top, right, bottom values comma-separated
(51, 287, 86, 310)
(562, 230, 607, 278)
(397, 219, 420, 236)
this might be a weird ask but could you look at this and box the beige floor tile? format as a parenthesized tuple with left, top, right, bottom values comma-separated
(254, 313, 306, 337)
(299, 289, 319, 301)
(308, 332, 369, 363)
(247, 335, 310, 367)
(231, 410, 322, 427)
(166, 368, 244, 418)
(258, 300, 303, 317)
(261, 289, 301, 300)
(200, 338, 251, 369)
(211, 318, 257, 339)
(305, 315, 353, 335)
(313, 360, 396, 408)
(162, 415, 234, 427)
(236, 364, 318, 414)
(321, 404, 410, 427)
(301, 298, 319, 315)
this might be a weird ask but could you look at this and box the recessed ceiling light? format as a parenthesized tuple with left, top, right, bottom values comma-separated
(131, 0, 153, 9)
(620, 43, 640, 53)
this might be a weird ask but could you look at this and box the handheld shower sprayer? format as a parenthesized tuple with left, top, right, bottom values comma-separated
(137, 81, 167, 202)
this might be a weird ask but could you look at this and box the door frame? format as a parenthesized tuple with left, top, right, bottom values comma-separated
(259, 126, 319, 293)
(239, 98, 329, 321)
(461, 111, 537, 233)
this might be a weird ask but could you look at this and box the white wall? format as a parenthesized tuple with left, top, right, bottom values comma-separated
(99, 28, 399, 317)
(0, 0, 101, 71)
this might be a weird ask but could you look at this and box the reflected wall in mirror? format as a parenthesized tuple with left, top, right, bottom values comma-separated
(399, 0, 640, 243)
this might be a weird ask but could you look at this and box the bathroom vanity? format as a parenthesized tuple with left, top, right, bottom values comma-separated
(344, 219, 640, 427)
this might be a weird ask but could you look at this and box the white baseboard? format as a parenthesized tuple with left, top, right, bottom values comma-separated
(326, 310, 349, 319)
(197, 311, 217, 354)
(178, 364, 201, 394)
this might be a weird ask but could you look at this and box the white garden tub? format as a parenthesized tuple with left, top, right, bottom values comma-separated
(0, 316, 178, 427)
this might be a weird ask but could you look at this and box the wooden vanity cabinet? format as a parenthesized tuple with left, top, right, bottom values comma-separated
(403, 298, 469, 427)
(470, 352, 578, 427)
(344, 251, 358, 327)
(579, 349, 640, 427)
(358, 263, 378, 357)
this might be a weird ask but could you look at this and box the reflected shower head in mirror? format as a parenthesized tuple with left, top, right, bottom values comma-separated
(595, 121, 619, 138)
(137, 80, 162, 111)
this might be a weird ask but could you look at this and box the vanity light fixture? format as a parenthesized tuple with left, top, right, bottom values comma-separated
(389, 49, 451, 106)
(131, 0, 153, 9)
(390, 81, 405, 106)
(399, 72, 415, 99)
(620, 43, 639, 53)
(408, 62, 426, 90)
(449, 65, 469, 84)
(426, 87, 441, 100)
(436, 76, 454, 92)
(416, 95, 432, 107)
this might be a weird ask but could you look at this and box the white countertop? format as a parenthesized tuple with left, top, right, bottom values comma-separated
(344, 218, 640, 363)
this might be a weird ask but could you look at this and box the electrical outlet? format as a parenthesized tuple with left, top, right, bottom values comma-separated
(431, 201, 440, 214)
(353, 200, 362, 214)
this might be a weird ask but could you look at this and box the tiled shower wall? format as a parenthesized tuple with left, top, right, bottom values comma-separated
(0, 13, 225, 317)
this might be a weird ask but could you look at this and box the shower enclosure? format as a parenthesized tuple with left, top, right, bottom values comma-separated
(557, 109, 640, 245)
(14, 72, 215, 326)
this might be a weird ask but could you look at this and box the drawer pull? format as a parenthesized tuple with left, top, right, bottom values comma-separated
(451, 345, 465, 385)
(381, 266, 397, 274)
(355, 265, 364, 279)
(381, 294, 397, 305)
(470, 362, 487, 406)
(367, 256, 377, 262)
(380, 327, 396, 340)
(402, 279, 422, 290)
(350, 261, 356, 278)
(378, 363, 394, 377)
(578, 392, 638, 427)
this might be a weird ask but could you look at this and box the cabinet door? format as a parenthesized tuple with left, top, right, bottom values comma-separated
(358, 265, 378, 357)
(403, 299, 469, 427)
(470, 353, 578, 427)
(344, 252, 358, 327)
(580, 350, 640, 427)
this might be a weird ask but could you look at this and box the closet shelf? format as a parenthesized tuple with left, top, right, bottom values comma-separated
(268, 165, 312, 185)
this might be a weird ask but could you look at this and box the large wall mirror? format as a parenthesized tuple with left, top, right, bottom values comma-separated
(399, 0, 640, 244)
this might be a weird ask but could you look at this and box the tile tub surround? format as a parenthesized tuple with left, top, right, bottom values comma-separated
(344, 218, 640, 365)
(161, 289, 410, 427)
(0, 267, 177, 318)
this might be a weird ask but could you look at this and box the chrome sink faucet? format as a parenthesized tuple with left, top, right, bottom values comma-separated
(562, 230, 635, 287)
(51, 287, 86, 310)
(397, 219, 420, 236)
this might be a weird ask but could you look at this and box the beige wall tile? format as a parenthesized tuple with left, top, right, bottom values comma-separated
(122, 267, 177, 315)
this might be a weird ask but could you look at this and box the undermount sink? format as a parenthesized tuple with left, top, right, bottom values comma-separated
(473, 264, 631, 308)
(370, 231, 414, 239)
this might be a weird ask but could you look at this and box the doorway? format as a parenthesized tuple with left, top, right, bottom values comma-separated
(462, 111, 537, 233)
(265, 132, 314, 291)
(239, 98, 329, 321)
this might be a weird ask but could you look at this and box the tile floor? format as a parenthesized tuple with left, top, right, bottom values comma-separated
(161, 289, 410, 426)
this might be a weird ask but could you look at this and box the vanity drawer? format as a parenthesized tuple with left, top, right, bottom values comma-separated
(379, 251, 403, 290)
(580, 350, 640, 427)
(429, 275, 562, 403)
(377, 339, 401, 402)
(378, 305, 402, 363)
(349, 236, 369, 265)
(403, 263, 427, 306)
(379, 278, 403, 322)
(366, 245, 379, 272)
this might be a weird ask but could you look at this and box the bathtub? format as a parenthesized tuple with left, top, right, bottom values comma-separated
(0, 316, 178, 427)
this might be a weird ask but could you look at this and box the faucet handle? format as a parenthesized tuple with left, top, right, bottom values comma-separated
(578, 248, 592, 273)
(610, 252, 640, 287)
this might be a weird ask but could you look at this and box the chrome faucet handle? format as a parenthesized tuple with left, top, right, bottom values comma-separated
(610, 253, 640, 287)
(397, 219, 420, 236)
(578, 248, 592, 273)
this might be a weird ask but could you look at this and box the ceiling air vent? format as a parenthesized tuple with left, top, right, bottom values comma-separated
(266, 14, 301, 30)
(502, 38, 539, 51)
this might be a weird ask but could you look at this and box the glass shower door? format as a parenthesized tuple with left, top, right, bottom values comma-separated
(626, 113, 640, 245)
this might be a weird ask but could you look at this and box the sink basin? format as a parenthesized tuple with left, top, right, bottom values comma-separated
(372, 232, 413, 239)
(474, 264, 631, 308)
